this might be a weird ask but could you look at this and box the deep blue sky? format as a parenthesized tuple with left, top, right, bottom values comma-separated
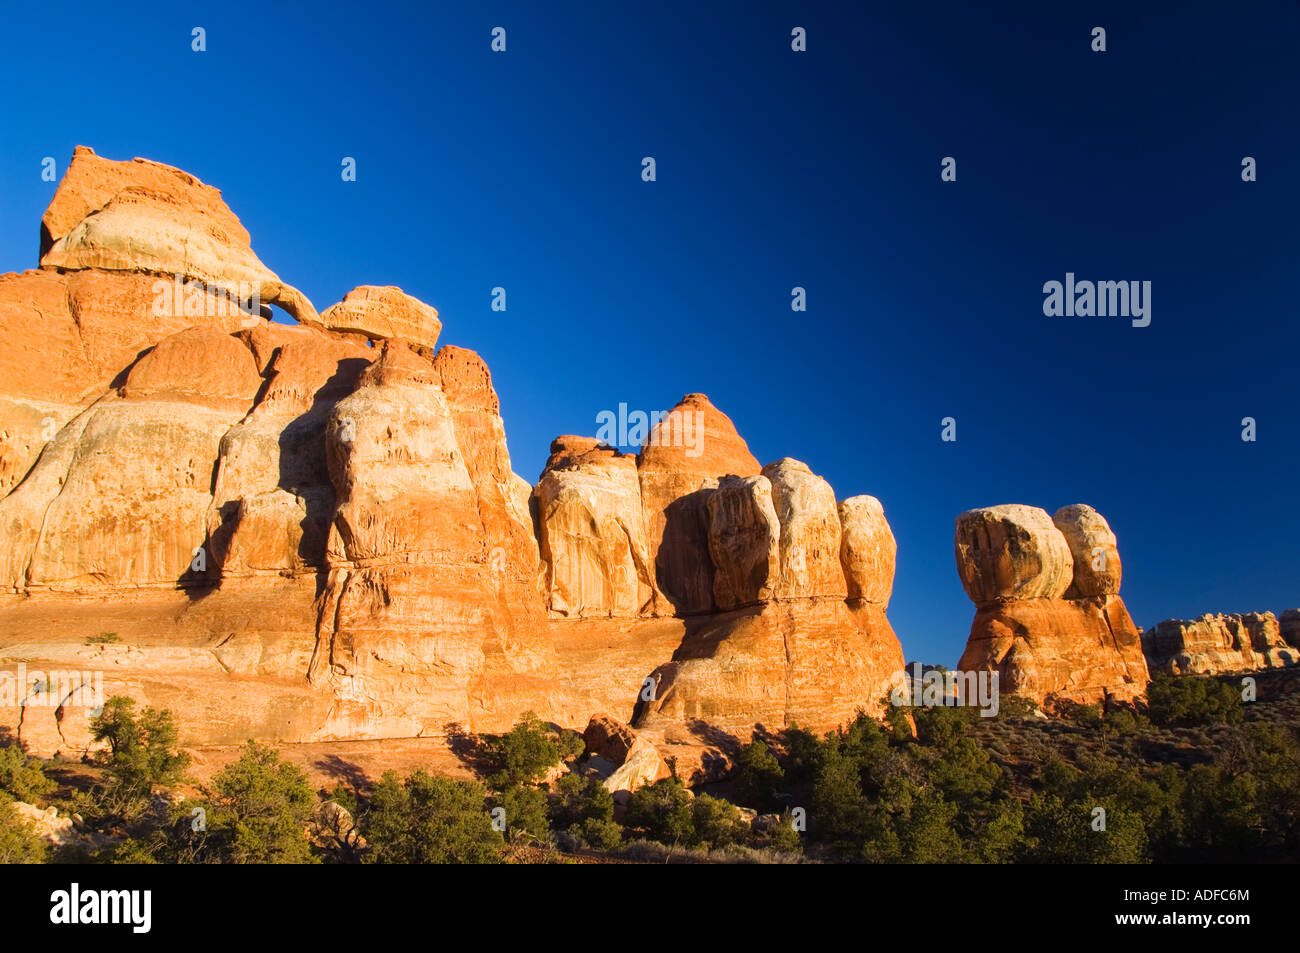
(1, 2, 1296, 665)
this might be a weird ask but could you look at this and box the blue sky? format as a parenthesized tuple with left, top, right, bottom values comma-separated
(1, 1, 1296, 665)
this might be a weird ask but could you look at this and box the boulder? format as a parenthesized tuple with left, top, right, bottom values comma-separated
(838, 495, 896, 606)
(954, 504, 1073, 606)
(1053, 504, 1122, 598)
(637, 394, 760, 615)
(581, 713, 671, 798)
(321, 286, 442, 350)
(761, 459, 847, 601)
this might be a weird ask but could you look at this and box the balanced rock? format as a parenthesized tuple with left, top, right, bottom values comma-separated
(1053, 504, 1121, 597)
(321, 285, 442, 350)
(955, 503, 1148, 705)
(955, 504, 1073, 606)
(838, 495, 896, 606)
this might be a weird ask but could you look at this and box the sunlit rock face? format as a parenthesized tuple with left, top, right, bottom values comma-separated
(0, 147, 908, 756)
(955, 503, 1149, 706)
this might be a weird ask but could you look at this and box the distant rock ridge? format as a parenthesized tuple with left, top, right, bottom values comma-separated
(1142, 611, 1300, 675)
(0, 147, 905, 759)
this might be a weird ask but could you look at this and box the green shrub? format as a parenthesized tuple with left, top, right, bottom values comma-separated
(491, 782, 550, 842)
(691, 794, 748, 848)
(0, 796, 48, 864)
(0, 745, 55, 803)
(484, 712, 580, 787)
(623, 778, 694, 845)
(732, 740, 784, 811)
(90, 697, 190, 806)
(363, 769, 502, 863)
(1147, 675, 1243, 728)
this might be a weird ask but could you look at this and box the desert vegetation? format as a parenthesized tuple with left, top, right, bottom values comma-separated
(1, 676, 1297, 864)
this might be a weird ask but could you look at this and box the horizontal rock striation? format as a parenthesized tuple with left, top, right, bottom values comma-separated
(1142, 612, 1300, 675)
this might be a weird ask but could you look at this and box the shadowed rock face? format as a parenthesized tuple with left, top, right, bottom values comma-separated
(1143, 612, 1300, 675)
(0, 147, 907, 757)
(637, 394, 761, 616)
(955, 503, 1148, 706)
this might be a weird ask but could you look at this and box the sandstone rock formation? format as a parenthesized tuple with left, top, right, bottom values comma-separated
(956, 504, 1148, 705)
(762, 459, 847, 601)
(1143, 612, 1300, 675)
(838, 495, 896, 606)
(955, 504, 1073, 606)
(705, 475, 779, 610)
(0, 147, 906, 760)
(1052, 504, 1122, 598)
(321, 285, 442, 350)
(634, 462, 905, 770)
(582, 713, 671, 799)
(41, 145, 318, 324)
(1281, 609, 1300, 650)
(534, 438, 656, 618)
(637, 394, 761, 616)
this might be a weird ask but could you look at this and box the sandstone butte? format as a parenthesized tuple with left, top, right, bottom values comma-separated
(0, 147, 909, 779)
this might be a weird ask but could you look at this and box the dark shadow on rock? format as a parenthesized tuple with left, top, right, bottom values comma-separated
(314, 754, 372, 794)
(443, 721, 499, 775)
(654, 489, 714, 616)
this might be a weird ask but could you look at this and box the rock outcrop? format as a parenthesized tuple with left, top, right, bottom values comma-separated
(1281, 609, 1300, 650)
(838, 495, 896, 606)
(534, 438, 656, 618)
(955, 504, 1148, 705)
(41, 145, 318, 324)
(637, 394, 761, 616)
(1143, 612, 1300, 675)
(582, 713, 671, 799)
(0, 147, 907, 759)
(321, 285, 442, 350)
(955, 504, 1074, 606)
(634, 459, 905, 765)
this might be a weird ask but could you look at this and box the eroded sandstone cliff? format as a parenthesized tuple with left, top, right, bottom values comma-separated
(0, 147, 906, 762)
